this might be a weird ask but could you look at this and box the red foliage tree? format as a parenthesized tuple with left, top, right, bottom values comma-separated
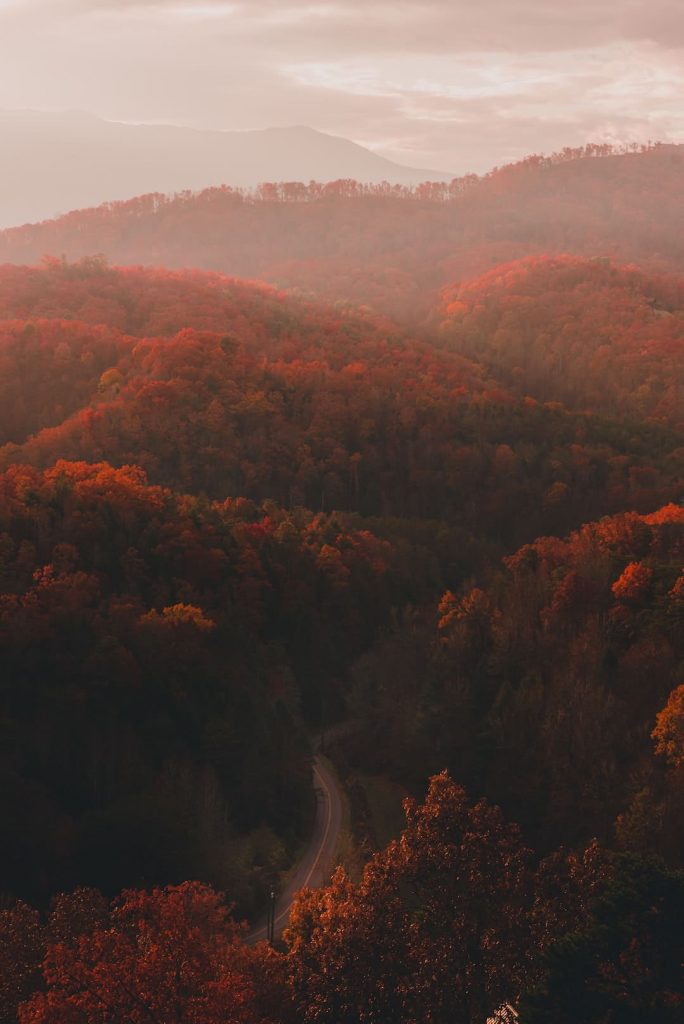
(652, 684, 684, 768)
(286, 773, 534, 1024)
(20, 882, 287, 1024)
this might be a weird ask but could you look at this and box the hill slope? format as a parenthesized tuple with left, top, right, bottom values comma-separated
(2, 145, 684, 321)
(439, 255, 684, 427)
(0, 261, 680, 550)
(0, 459, 398, 907)
(341, 501, 684, 850)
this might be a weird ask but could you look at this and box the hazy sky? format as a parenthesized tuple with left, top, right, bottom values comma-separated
(0, 0, 682, 172)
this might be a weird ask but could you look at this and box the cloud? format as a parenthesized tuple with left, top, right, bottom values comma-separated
(0, 0, 682, 173)
(12, 0, 679, 54)
(52, 0, 682, 54)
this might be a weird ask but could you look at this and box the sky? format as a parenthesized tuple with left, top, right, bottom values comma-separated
(0, 0, 682, 173)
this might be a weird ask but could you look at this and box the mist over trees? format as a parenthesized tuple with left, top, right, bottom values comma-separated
(0, 141, 683, 1022)
(0, 113, 451, 230)
(3, 143, 684, 323)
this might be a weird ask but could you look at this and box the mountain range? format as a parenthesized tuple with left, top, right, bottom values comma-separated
(0, 110, 452, 228)
(3, 142, 683, 325)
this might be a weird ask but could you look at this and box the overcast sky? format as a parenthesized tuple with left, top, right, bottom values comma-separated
(0, 0, 682, 173)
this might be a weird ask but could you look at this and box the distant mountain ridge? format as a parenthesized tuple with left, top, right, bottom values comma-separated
(0, 110, 453, 228)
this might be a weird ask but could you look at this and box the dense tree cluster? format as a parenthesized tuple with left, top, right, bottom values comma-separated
(339, 503, 684, 854)
(520, 855, 684, 1024)
(286, 772, 540, 1024)
(0, 460, 405, 910)
(440, 255, 684, 426)
(2, 144, 684, 322)
(0, 317, 128, 444)
(1, 883, 289, 1024)
(3, 779, 681, 1024)
(0, 263, 679, 554)
(0, 257, 401, 349)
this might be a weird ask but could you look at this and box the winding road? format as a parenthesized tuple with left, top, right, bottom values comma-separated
(247, 754, 343, 944)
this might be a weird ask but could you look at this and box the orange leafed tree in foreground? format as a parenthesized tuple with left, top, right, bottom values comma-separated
(286, 772, 534, 1024)
(19, 882, 289, 1024)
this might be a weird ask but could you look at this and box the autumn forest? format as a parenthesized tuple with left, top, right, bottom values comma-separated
(1, 143, 683, 1023)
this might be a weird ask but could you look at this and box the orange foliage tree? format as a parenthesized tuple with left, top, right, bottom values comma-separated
(652, 684, 684, 768)
(286, 773, 534, 1024)
(19, 882, 289, 1024)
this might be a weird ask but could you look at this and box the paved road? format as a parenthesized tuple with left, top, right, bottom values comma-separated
(247, 753, 343, 944)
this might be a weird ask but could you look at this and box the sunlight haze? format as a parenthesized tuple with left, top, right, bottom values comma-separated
(0, 0, 682, 173)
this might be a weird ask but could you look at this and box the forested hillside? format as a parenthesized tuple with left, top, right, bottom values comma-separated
(0, 152, 683, 1023)
(338, 503, 684, 850)
(2, 145, 684, 322)
(439, 255, 684, 425)
(0, 262, 680, 553)
(0, 459, 410, 914)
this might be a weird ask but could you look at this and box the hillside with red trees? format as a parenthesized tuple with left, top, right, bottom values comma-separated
(2, 145, 684, 322)
(3, 781, 682, 1024)
(336, 503, 684, 855)
(0, 262, 680, 553)
(0, 257, 402, 349)
(0, 147, 683, 1022)
(440, 255, 684, 426)
(0, 459, 417, 913)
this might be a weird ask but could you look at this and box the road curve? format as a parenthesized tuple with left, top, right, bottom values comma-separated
(247, 753, 343, 944)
